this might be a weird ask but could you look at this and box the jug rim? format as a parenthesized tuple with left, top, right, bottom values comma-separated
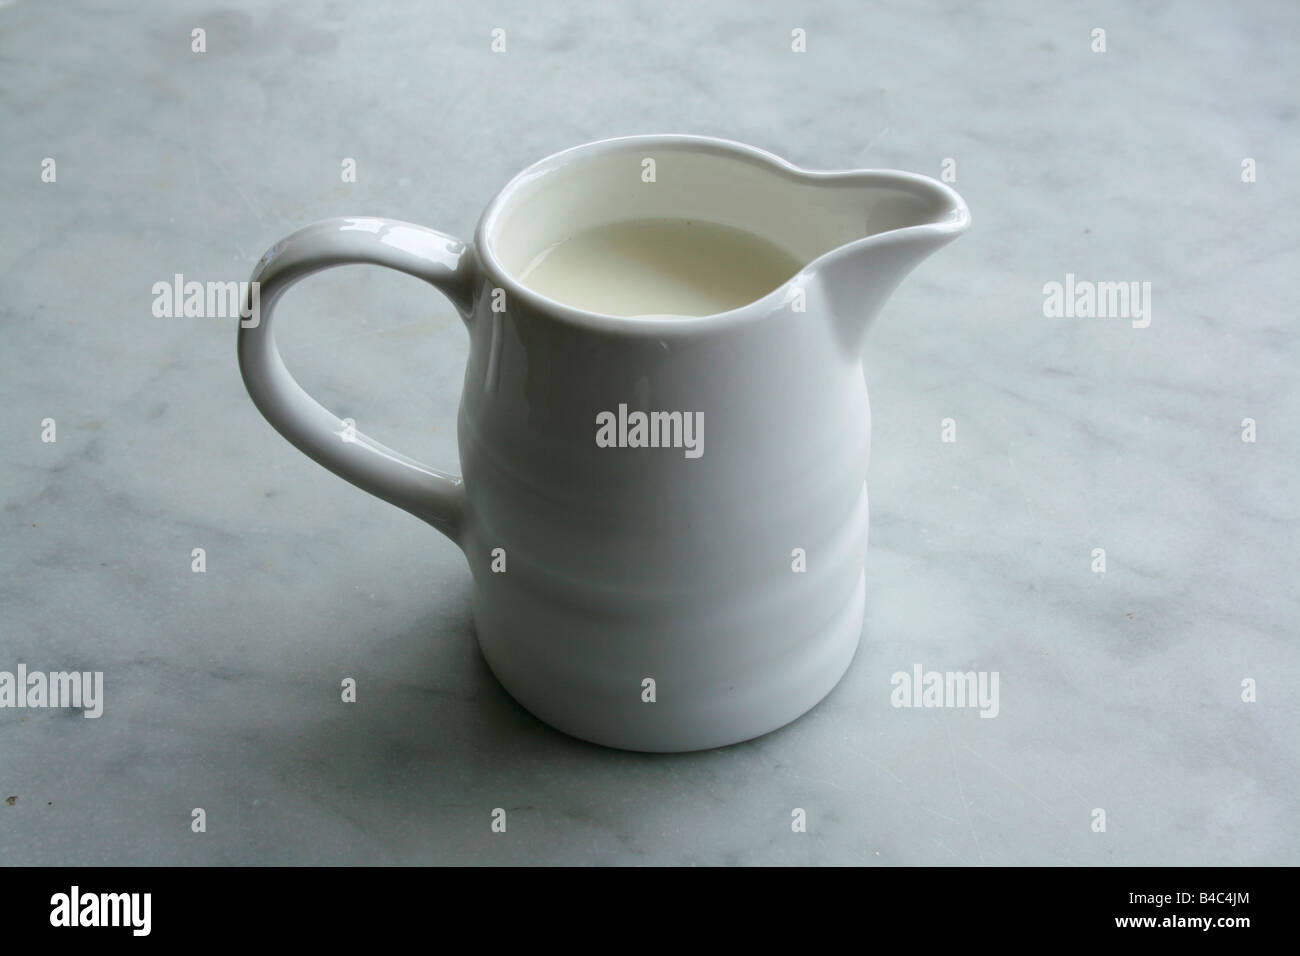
(474, 133, 970, 335)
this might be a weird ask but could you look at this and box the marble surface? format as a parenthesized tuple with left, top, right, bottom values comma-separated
(2, 0, 1296, 866)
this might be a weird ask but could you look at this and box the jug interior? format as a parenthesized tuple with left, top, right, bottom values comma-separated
(487, 141, 956, 315)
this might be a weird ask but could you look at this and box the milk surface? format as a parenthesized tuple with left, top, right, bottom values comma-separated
(518, 218, 803, 317)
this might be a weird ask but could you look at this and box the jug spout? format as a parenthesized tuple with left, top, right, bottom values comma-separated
(805, 170, 970, 356)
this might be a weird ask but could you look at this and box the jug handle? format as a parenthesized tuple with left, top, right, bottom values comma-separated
(237, 217, 475, 545)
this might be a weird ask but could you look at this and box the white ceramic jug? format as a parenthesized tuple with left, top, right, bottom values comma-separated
(238, 135, 970, 752)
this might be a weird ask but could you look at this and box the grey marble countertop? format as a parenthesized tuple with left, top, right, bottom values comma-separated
(2, 0, 1296, 865)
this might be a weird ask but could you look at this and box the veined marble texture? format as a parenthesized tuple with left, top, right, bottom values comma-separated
(0, 0, 1295, 865)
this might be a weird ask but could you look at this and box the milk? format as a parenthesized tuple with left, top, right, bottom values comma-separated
(517, 218, 803, 317)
